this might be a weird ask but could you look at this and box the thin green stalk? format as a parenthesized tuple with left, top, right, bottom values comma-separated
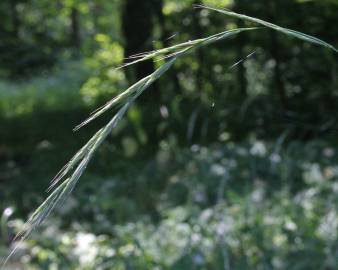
(195, 4, 338, 53)
(2, 5, 336, 267)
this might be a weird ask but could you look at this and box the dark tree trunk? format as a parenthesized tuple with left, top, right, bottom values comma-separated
(153, 0, 181, 97)
(9, 0, 19, 37)
(265, 0, 288, 109)
(122, 0, 164, 146)
(236, 21, 247, 97)
(234, 0, 247, 97)
(192, 0, 204, 95)
(122, 0, 157, 101)
(270, 30, 287, 108)
(70, 7, 81, 49)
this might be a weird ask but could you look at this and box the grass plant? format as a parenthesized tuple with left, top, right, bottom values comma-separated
(2, 5, 337, 267)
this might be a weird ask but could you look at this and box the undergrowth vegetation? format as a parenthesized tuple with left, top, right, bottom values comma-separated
(3, 141, 338, 269)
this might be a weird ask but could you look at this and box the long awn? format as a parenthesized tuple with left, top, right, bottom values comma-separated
(2, 5, 337, 267)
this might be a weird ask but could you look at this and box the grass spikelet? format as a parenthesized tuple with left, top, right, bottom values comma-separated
(195, 4, 338, 53)
(2, 5, 336, 268)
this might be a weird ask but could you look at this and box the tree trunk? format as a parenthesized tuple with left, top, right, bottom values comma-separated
(70, 7, 81, 49)
(265, 0, 288, 109)
(153, 0, 181, 97)
(192, 0, 204, 95)
(234, 0, 247, 97)
(122, 0, 162, 146)
(122, 0, 157, 101)
(9, 0, 19, 38)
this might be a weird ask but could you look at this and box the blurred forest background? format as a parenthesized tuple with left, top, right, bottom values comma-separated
(0, 0, 338, 269)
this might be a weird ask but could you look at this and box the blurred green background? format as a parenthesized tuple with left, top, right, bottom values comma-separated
(0, 0, 338, 269)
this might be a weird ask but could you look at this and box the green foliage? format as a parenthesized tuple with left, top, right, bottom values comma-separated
(0, 0, 121, 76)
(3, 141, 338, 269)
(0, 61, 88, 118)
